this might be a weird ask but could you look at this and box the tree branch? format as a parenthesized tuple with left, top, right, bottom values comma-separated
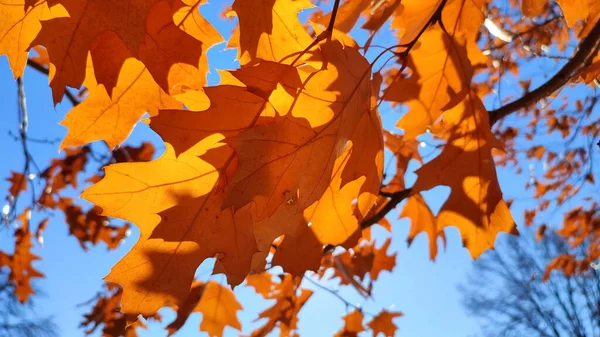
(489, 19, 600, 125)
(361, 188, 413, 230)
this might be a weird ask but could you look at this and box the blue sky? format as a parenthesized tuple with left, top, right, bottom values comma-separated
(1, 1, 592, 336)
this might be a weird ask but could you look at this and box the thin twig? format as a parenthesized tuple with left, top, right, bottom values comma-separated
(302, 275, 376, 316)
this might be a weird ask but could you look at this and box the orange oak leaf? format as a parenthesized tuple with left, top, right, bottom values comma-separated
(385, 25, 474, 139)
(335, 310, 365, 337)
(316, 0, 371, 33)
(31, 0, 161, 103)
(0, 209, 44, 302)
(556, 0, 592, 26)
(166, 281, 242, 337)
(441, 0, 488, 44)
(38, 146, 90, 208)
(370, 238, 396, 280)
(367, 310, 403, 337)
(0, 0, 65, 78)
(391, 0, 443, 44)
(6, 171, 28, 198)
(152, 42, 383, 259)
(169, 0, 223, 105)
(136, 0, 218, 97)
(411, 95, 518, 258)
(229, 0, 314, 65)
(271, 225, 324, 277)
(400, 193, 446, 260)
(361, 0, 401, 33)
(246, 272, 277, 299)
(59, 52, 181, 149)
(150, 84, 275, 155)
(222, 41, 383, 227)
(522, 0, 547, 17)
(82, 143, 256, 315)
(249, 274, 312, 337)
(58, 198, 130, 251)
(80, 283, 160, 337)
(304, 144, 365, 246)
(86, 0, 219, 99)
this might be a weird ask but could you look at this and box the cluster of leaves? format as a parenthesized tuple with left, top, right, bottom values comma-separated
(1, 0, 600, 336)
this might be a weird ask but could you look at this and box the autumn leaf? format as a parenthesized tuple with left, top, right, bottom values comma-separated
(57, 198, 130, 250)
(361, 0, 401, 33)
(31, 0, 161, 103)
(229, 0, 313, 65)
(391, 0, 443, 44)
(368, 310, 403, 337)
(316, 0, 371, 33)
(521, 0, 547, 17)
(246, 272, 277, 299)
(0, 209, 44, 302)
(370, 238, 397, 280)
(411, 95, 518, 258)
(80, 284, 160, 337)
(400, 193, 446, 260)
(271, 225, 324, 277)
(167, 281, 242, 337)
(335, 310, 365, 337)
(222, 41, 383, 227)
(249, 274, 312, 337)
(6, 171, 28, 198)
(82, 143, 257, 315)
(136, 0, 218, 97)
(60, 53, 181, 149)
(556, 0, 592, 26)
(385, 25, 474, 139)
(0, 0, 65, 78)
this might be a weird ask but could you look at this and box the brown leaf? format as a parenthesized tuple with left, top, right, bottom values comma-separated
(367, 310, 403, 337)
(0, 209, 44, 302)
